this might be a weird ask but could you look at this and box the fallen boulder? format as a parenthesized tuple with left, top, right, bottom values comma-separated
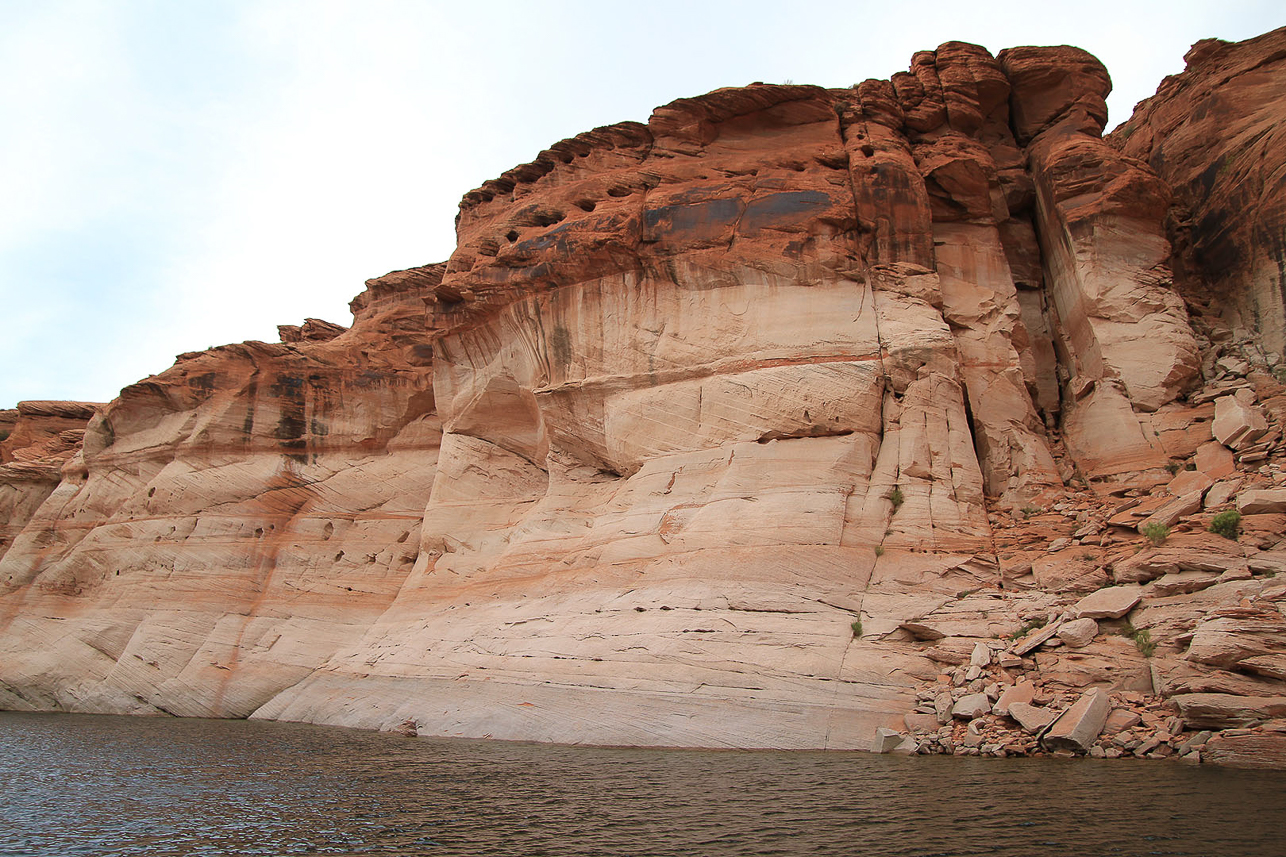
(1212, 392, 1268, 449)
(1057, 617, 1099, 648)
(1041, 687, 1110, 752)
(871, 727, 905, 753)
(1136, 490, 1204, 532)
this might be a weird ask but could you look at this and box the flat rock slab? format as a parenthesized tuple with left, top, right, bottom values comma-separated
(904, 713, 942, 732)
(952, 693, 992, 720)
(1042, 687, 1110, 752)
(1186, 608, 1286, 670)
(899, 622, 946, 641)
(1204, 478, 1243, 509)
(1238, 489, 1286, 515)
(1011, 621, 1061, 655)
(1007, 701, 1056, 734)
(1137, 490, 1204, 531)
(1195, 442, 1235, 480)
(1102, 708, 1142, 735)
(1171, 693, 1286, 729)
(993, 680, 1036, 716)
(1151, 571, 1222, 597)
(1074, 586, 1142, 619)
(1167, 469, 1213, 497)
(1201, 734, 1286, 770)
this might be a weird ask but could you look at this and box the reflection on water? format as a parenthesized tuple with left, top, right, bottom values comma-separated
(0, 711, 1280, 856)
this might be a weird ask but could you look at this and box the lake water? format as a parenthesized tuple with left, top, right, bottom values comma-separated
(0, 711, 1281, 857)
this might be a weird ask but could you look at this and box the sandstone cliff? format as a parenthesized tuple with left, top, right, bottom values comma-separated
(2, 30, 1285, 763)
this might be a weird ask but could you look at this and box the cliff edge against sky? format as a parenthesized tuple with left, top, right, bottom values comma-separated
(2, 28, 1286, 766)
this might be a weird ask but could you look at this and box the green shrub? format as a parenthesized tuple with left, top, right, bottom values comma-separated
(0, 428, 9, 442)
(1209, 510, 1242, 540)
(851, 619, 863, 638)
(1123, 623, 1157, 657)
(1010, 616, 1047, 639)
(1020, 505, 1042, 517)
(874, 545, 884, 557)
(889, 487, 904, 513)
(1164, 461, 1181, 475)
(1140, 522, 1170, 546)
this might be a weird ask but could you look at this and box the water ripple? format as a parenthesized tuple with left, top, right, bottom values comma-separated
(1, 712, 1280, 856)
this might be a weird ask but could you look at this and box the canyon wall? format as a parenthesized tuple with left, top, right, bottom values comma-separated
(2, 29, 1285, 761)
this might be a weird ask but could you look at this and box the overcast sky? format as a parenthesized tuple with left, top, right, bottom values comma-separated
(1, 0, 1281, 408)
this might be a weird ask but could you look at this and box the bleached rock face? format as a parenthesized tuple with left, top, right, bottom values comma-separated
(0, 281, 440, 720)
(2, 32, 1286, 759)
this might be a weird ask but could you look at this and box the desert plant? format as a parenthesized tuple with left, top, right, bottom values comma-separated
(874, 545, 884, 557)
(1123, 623, 1157, 657)
(1010, 616, 1047, 639)
(851, 619, 863, 638)
(1141, 522, 1170, 546)
(1164, 461, 1181, 475)
(1209, 510, 1242, 540)
(889, 486, 904, 513)
(1020, 505, 1042, 517)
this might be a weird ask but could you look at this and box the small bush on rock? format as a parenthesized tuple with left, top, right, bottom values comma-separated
(1010, 616, 1047, 639)
(889, 487, 904, 513)
(851, 620, 863, 638)
(1209, 510, 1242, 540)
(1123, 623, 1157, 658)
(1141, 522, 1170, 546)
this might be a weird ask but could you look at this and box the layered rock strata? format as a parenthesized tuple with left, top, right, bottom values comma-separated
(0, 401, 101, 562)
(2, 31, 1285, 762)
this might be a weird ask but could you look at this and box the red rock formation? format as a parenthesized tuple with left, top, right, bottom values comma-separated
(1111, 26, 1286, 358)
(0, 401, 101, 562)
(2, 31, 1285, 762)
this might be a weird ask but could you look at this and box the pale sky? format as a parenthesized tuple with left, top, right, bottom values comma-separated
(2, 0, 1282, 408)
